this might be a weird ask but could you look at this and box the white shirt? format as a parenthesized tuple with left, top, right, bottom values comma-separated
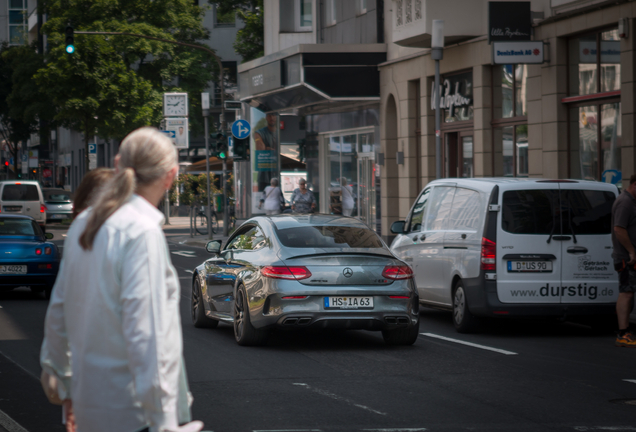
(263, 186, 282, 211)
(40, 195, 190, 432)
(341, 185, 354, 210)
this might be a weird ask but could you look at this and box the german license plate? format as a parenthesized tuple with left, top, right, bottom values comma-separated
(3, 207, 21, 212)
(324, 296, 374, 309)
(507, 261, 552, 272)
(50, 214, 65, 219)
(0, 265, 27, 274)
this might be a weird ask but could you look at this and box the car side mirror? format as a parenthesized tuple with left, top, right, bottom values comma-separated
(391, 221, 406, 234)
(45, 233, 54, 240)
(205, 240, 222, 254)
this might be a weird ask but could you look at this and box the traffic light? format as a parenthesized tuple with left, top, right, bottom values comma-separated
(65, 25, 75, 54)
(233, 137, 250, 161)
(216, 132, 227, 160)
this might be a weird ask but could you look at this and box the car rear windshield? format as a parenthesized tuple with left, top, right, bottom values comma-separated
(0, 218, 41, 236)
(275, 226, 385, 248)
(502, 189, 615, 235)
(2, 185, 39, 201)
(44, 191, 71, 202)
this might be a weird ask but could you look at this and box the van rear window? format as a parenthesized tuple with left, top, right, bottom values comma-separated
(2, 185, 39, 202)
(502, 189, 615, 235)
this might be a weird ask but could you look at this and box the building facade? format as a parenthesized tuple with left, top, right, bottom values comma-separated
(379, 0, 633, 241)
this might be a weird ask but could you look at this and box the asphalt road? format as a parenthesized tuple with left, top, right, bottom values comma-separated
(0, 224, 635, 432)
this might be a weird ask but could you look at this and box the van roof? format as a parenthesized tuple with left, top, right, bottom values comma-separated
(426, 178, 619, 193)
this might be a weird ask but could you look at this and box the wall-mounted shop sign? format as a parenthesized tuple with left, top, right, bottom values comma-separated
(578, 40, 620, 63)
(493, 41, 545, 64)
(431, 72, 473, 122)
(238, 61, 282, 98)
(488, 1, 532, 44)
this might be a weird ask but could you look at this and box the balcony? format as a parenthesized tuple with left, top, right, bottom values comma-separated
(392, 0, 485, 48)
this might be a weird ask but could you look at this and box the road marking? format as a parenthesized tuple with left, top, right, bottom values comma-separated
(292, 383, 386, 416)
(574, 427, 636, 431)
(0, 408, 28, 432)
(253, 430, 322, 432)
(362, 429, 427, 431)
(184, 269, 194, 274)
(172, 251, 197, 257)
(420, 333, 518, 356)
(623, 379, 636, 384)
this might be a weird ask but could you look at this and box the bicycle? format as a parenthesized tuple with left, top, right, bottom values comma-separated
(194, 204, 218, 235)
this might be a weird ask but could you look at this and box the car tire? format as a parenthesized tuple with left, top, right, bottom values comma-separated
(191, 278, 218, 328)
(453, 280, 479, 333)
(382, 318, 420, 346)
(233, 285, 268, 346)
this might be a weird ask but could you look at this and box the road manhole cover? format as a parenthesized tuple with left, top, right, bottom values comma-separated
(610, 398, 636, 405)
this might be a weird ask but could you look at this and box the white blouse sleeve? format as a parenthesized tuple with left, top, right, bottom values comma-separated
(119, 228, 181, 432)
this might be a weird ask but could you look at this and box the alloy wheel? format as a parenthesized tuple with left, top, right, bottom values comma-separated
(191, 282, 200, 323)
(234, 290, 245, 340)
(453, 287, 465, 325)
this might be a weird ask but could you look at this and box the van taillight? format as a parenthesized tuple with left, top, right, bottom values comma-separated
(40, 204, 47, 213)
(481, 238, 496, 271)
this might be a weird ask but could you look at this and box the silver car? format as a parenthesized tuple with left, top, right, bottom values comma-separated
(42, 189, 73, 223)
(191, 214, 420, 346)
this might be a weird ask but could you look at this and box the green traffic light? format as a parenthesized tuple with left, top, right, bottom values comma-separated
(66, 45, 75, 54)
(219, 151, 226, 159)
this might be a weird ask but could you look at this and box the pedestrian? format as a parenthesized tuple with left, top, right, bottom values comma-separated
(260, 177, 283, 215)
(40, 127, 203, 432)
(291, 179, 316, 213)
(340, 178, 354, 217)
(71, 167, 115, 219)
(612, 173, 636, 347)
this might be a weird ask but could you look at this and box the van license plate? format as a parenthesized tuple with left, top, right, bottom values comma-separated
(3, 206, 21, 212)
(507, 261, 552, 272)
(0, 265, 27, 274)
(324, 296, 374, 309)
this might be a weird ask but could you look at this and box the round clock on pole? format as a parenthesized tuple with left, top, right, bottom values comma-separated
(163, 92, 188, 117)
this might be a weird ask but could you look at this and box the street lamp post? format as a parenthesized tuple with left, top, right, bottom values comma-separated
(431, 20, 444, 179)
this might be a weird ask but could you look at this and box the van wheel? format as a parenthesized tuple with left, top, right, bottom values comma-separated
(453, 280, 479, 333)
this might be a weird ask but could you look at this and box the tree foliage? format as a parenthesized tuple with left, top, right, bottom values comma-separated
(211, 0, 264, 62)
(36, 0, 220, 170)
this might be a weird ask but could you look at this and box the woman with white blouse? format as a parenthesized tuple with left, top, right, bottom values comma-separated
(40, 128, 203, 432)
(262, 177, 283, 215)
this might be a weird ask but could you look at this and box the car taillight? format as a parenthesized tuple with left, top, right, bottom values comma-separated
(388, 295, 410, 299)
(45, 247, 52, 255)
(38, 264, 53, 269)
(382, 265, 414, 280)
(35, 248, 42, 255)
(481, 238, 496, 271)
(40, 204, 47, 213)
(261, 266, 312, 280)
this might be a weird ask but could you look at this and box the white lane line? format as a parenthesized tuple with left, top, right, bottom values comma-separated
(184, 269, 194, 274)
(0, 408, 29, 432)
(623, 379, 636, 384)
(172, 251, 198, 257)
(362, 429, 427, 431)
(292, 383, 386, 416)
(420, 333, 518, 356)
(253, 430, 322, 432)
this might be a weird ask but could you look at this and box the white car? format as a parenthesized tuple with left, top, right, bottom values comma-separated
(390, 178, 619, 333)
(0, 180, 47, 232)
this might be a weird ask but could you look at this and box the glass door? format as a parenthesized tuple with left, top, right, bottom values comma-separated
(444, 132, 474, 178)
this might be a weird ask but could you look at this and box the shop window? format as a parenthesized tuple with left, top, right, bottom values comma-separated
(568, 29, 620, 96)
(569, 102, 621, 181)
(214, 3, 235, 27)
(494, 125, 528, 177)
(434, 71, 473, 123)
(8, 0, 27, 45)
(493, 64, 527, 119)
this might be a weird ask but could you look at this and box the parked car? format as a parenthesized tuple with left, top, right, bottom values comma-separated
(0, 180, 47, 232)
(0, 214, 59, 298)
(43, 188, 73, 223)
(390, 178, 619, 333)
(191, 214, 420, 346)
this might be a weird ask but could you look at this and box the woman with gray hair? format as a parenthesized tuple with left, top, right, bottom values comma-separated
(40, 127, 203, 432)
(261, 177, 283, 215)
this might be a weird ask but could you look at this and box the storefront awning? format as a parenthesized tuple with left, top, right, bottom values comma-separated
(237, 44, 386, 113)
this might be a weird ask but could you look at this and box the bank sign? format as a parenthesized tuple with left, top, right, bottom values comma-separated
(493, 41, 545, 64)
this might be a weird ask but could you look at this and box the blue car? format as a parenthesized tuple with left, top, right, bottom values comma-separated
(0, 214, 60, 299)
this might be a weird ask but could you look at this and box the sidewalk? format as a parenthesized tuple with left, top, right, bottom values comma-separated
(162, 216, 230, 248)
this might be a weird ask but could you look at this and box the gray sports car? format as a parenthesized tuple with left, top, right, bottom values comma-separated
(191, 214, 420, 346)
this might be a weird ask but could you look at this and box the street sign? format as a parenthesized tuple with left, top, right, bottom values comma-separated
(88, 143, 97, 170)
(602, 169, 622, 185)
(493, 41, 544, 64)
(164, 118, 189, 149)
(201, 92, 210, 110)
(224, 100, 242, 111)
(43, 168, 52, 178)
(228, 136, 234, 157)
(231, 119, 251, 140)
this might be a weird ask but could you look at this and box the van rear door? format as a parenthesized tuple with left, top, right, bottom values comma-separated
(1, 184, 41, 220)
(558, 184, 618, 304)
(498, 186, 562, 303)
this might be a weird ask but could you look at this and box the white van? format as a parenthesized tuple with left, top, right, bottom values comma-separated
(390, 178, 619, 333)
(0, 181, 47, 231)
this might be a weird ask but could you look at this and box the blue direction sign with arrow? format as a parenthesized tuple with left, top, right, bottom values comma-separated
(231, 119, 251, 140)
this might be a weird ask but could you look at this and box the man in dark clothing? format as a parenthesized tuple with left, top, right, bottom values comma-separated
(611, 173, 636, 347)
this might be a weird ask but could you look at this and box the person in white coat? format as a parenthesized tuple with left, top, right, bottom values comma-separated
(40, 127, 203, 432)
(340, 178, 355, 217)
(262, 177, 283, 215)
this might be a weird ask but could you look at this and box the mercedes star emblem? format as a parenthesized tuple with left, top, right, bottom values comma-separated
(343, 267, 353, 278)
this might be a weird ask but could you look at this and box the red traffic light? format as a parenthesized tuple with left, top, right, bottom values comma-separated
(4, 161, 8, 166)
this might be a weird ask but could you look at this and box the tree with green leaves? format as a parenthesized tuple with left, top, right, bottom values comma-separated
(0, 42, 55, 178)
(212, 0, 264, 62)
(36, 0, 219, 171)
